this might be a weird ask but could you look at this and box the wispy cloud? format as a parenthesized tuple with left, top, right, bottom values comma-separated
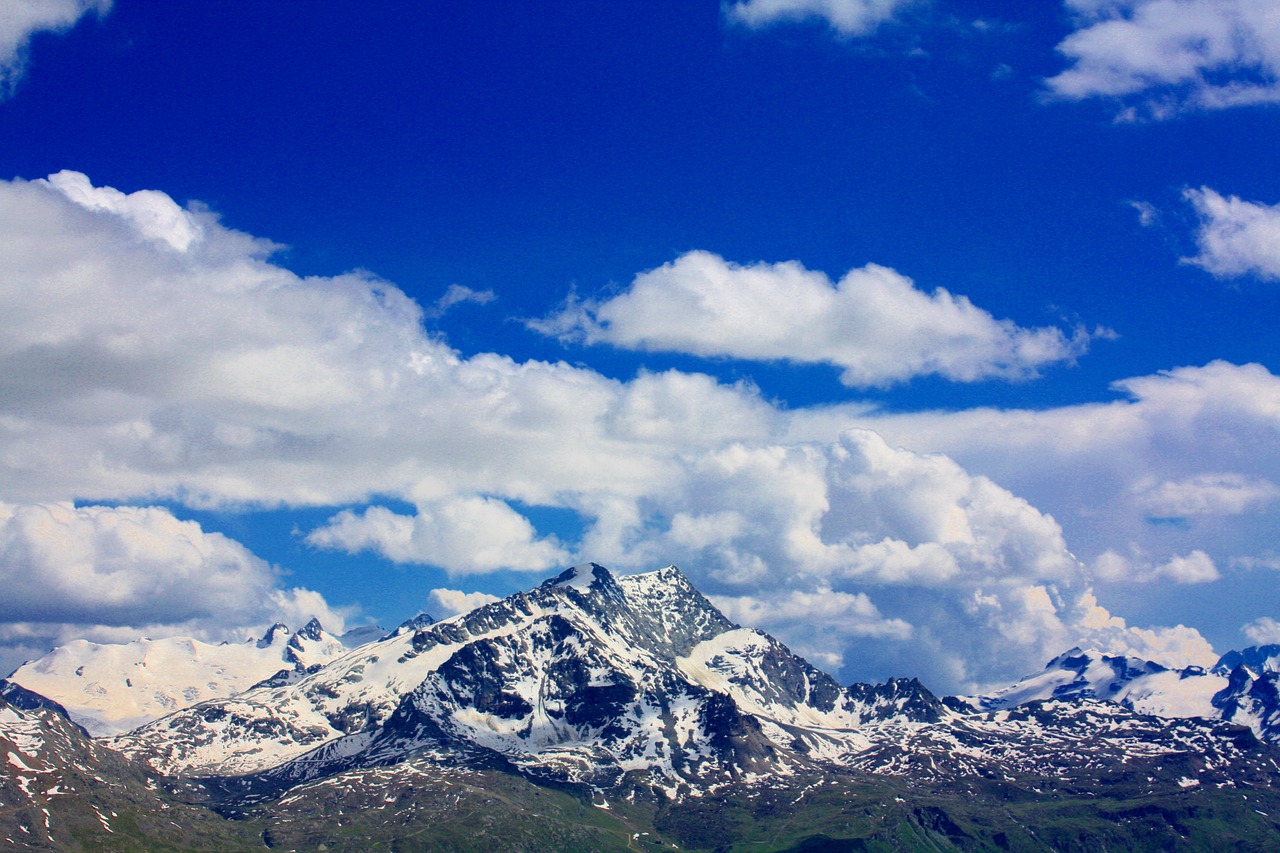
(425, 283, 496, 319)
(0, 0, 110, 97)
(725, 0, 913, 36)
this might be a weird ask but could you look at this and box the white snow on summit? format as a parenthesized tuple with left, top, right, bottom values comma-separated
(7, 620, 351, 736)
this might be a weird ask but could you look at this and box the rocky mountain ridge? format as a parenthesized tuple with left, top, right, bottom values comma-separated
(3, 562, 1280, 850)
(969, 645, 1280, 743)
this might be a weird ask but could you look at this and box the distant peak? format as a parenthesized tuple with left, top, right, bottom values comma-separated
(257, 622, 290, 648)
(1046, 647, 1101, 667)
(387, 612, 436, 638)
(541, 562, 613, 592)
(296, 617, 326, 641)
(631, 564, 692, 585)
(1213, 644, 1280, 676)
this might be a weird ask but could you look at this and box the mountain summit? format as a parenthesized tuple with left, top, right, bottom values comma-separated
(111, 563, 940, 792)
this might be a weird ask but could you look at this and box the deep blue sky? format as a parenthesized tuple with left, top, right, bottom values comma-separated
(2, 0, 1279, 691)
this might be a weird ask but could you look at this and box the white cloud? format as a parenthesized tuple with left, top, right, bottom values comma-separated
(1243, 616, 1280, 645)
(1073, 590, 1217, 668)
(305, 498, 569, 574)
(725, 0, 911, 36)
(0, 501, 347, 649)
(1047, 0, 1280, 116)
(427, 588, 501, 618)
(712, 588, 913, 667)
(1156, 550, 1222, 583)
(0, 173, 776, 510)
(1183, 187, 1280, 280)
(788, 360, 1280, 589)
(0, 0, 109, 96)
(1133, 473, 1279, 516)
(426, 283, 495, 318)
(1095, 548, 1220, 584)
(43, 169, 203, 252)
(536, 251, 1094, 388)
(573, 429, 1209, 689)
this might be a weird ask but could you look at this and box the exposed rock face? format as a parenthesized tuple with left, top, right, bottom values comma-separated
(112, 563, 941, 791)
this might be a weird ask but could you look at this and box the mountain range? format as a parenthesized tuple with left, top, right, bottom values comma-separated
(3, 562, 1279, 851)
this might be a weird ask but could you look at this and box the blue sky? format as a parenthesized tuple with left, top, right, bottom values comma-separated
(1, 0, 1279, 693)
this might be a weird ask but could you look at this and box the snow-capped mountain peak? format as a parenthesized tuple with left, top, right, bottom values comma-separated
(541, 561, 614, 592)
(1214, 644, 1280, 677)
(257, 622, 291, 648)
(972, 642, 1280, 744)
(110, 562, 941, 788)
(295, 617, 327, 642)
(6, 621, 354, 736)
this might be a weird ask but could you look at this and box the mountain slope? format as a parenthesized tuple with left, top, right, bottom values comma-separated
(113, 563, 941, 793)
(5, 562, 1280, 849)
(7, 618, 353, 736)
(0, 692, 256, 850)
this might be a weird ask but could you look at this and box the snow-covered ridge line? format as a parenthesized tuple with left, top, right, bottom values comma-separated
(968, 646, 1280, 744)
(107, 563, 948, 786)
(6, 617, 370, 736)
(11, 562, 1279, 803)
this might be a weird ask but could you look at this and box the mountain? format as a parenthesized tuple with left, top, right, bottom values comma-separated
(6, 618, 353, 736)
(0, 691, 257, 850)
(1216, 643, 1280, 675)
(5, 562, 1280, 850)
(1211, 655, 1280, 743)
(112, 563, 942, 792)
(972, 645, 1280, 744)
(338, 622, 392, 647)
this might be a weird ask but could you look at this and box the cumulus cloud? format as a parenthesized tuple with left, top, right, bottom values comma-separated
(789, 360, 1280, 585)
(536, 251, 1094, 388)
(569, 429, 1212, 689)
(427, 588, 501, 618)
(0, 173, 776, 509)
(1243, 616, 1280, 645)
(305, 498, 569, 574)
(1073, 590, 1217, 668)
(1183, 187, 1280, 280)
(713, 588, 912, 668)
(725, 0, 911, 36)
(0, 502, 347, 671)
(0, 0, 109, 95)
(1047, 0, 1280, 116)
